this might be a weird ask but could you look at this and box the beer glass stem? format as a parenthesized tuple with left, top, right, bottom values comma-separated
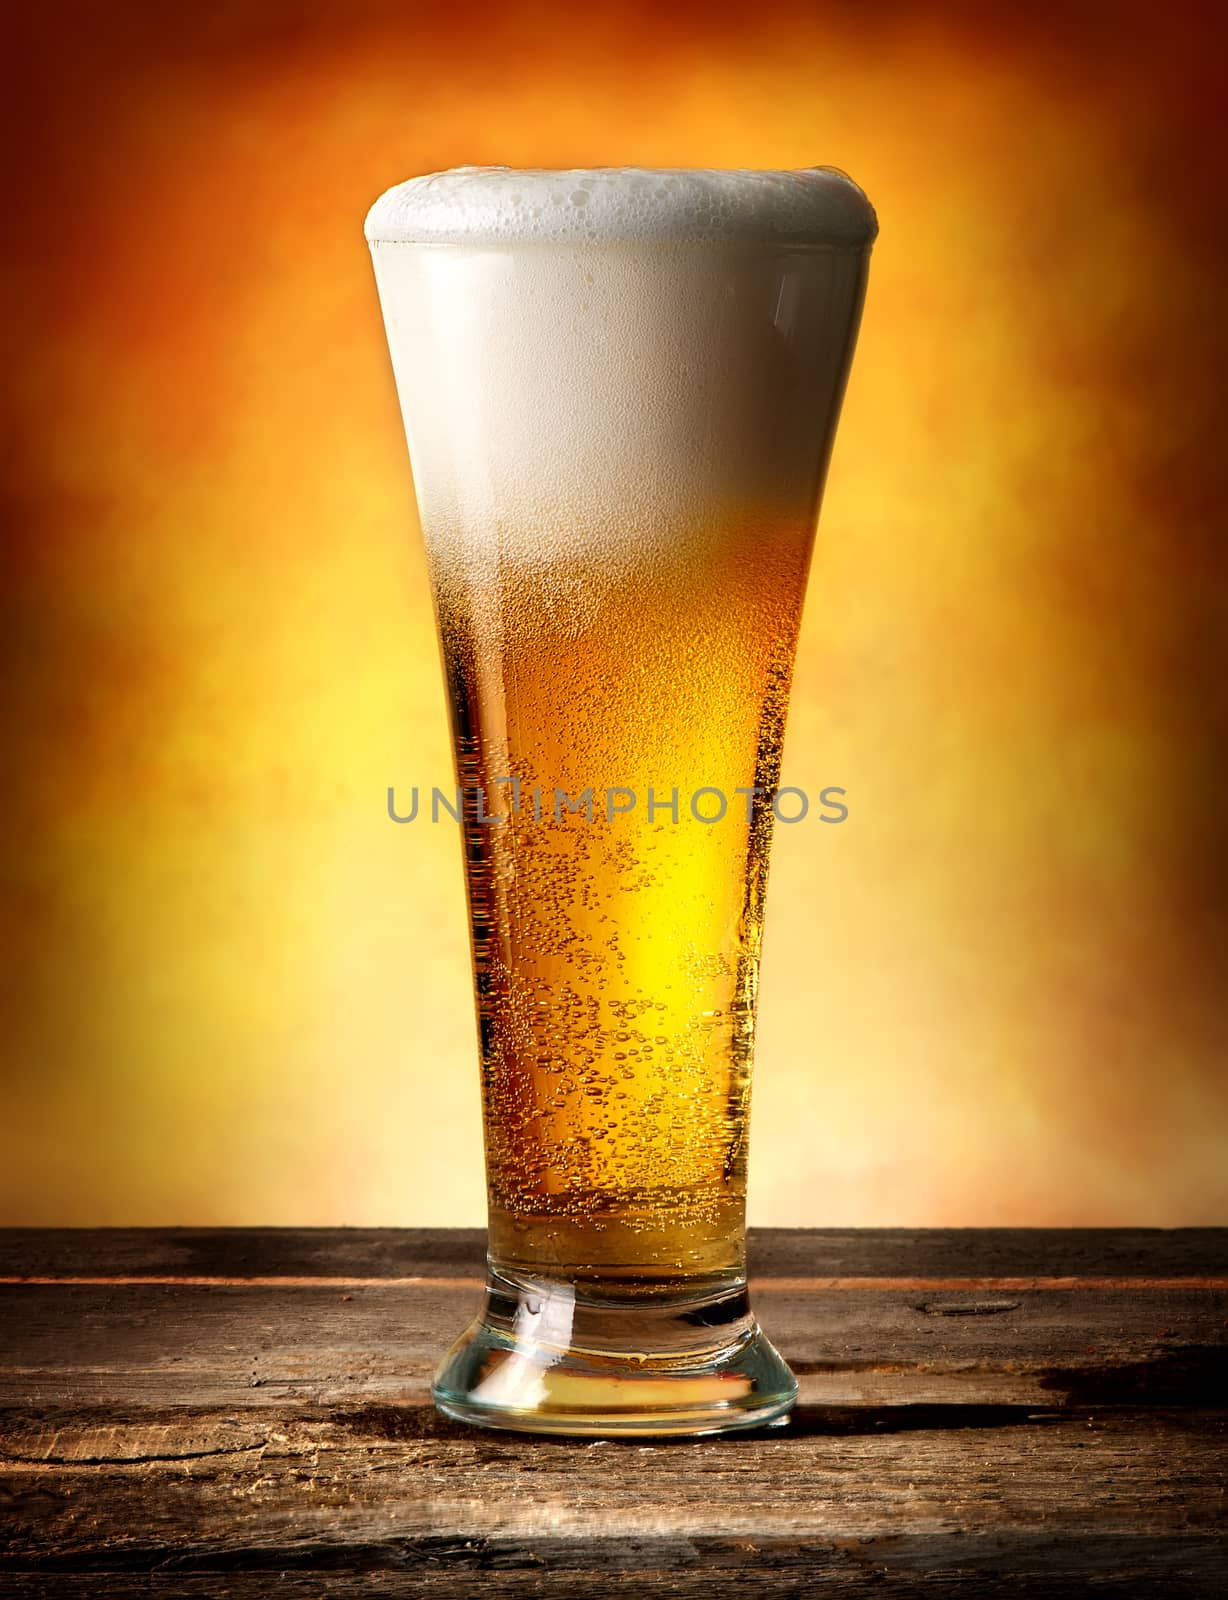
(432, 1264, 796, 1437)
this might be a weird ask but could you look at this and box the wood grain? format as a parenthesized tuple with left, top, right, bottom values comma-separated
(0, 1229, 1224, 1598)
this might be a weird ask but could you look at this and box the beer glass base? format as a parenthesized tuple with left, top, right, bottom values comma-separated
(430, 1269, 798, 1438)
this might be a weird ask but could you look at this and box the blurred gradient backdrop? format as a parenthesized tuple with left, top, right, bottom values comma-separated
(4, 0, 1226, 1226)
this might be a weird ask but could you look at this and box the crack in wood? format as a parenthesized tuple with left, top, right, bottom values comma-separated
(913, 1300, 1022, 1317)
(0, 1439, 268, 1467)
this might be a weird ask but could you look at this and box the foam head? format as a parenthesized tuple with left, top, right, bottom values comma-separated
(365, 165, 877, 248)
(366, 167, 876, 599)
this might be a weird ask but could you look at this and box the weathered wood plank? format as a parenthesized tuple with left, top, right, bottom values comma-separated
(1, 1230, 1224, 1596)
(0, 1536, 1225, 1599)
(1, 1282, 1223, 1409)
(1, 1409, 1225, 1599)
(1, 1409, 1225, 1551)
(1, 1227, 1224, 1281)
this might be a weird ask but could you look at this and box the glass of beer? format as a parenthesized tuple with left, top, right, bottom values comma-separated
(366, 166, 876, 1435)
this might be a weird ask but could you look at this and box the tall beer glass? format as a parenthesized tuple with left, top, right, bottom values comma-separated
(366, 167, 876, 1435)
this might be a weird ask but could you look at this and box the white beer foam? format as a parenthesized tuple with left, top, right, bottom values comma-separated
(365, 166, 877, 249)
(367, 169, 875, 609)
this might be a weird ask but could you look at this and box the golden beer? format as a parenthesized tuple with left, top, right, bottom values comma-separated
(439, 518, 805, 1288)
(368, 167, 876, 1433)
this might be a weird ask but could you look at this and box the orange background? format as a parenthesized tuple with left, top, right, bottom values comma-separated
(4, 1, 1226, 1226)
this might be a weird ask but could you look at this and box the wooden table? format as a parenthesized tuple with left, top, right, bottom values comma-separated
(1, 1229, 1225, 1595)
